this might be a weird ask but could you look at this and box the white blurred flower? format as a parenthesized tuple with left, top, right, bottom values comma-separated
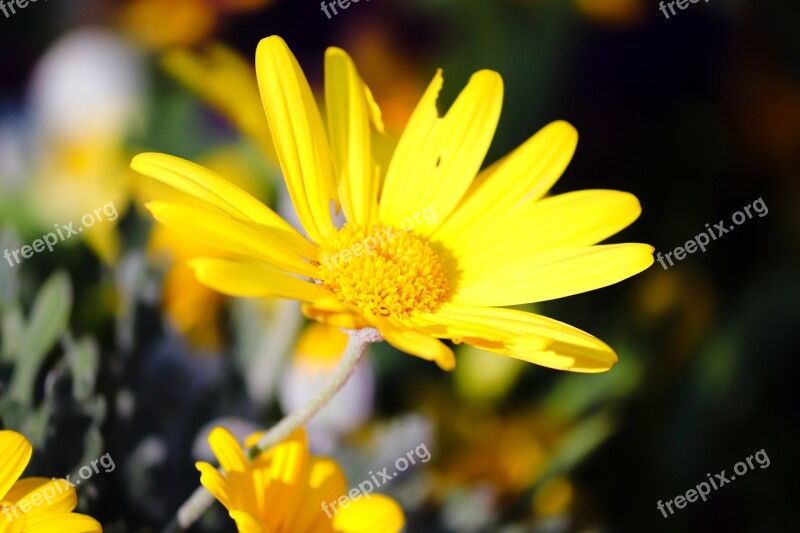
(30, 27, 144, 143)
(24, 28, 144, 263)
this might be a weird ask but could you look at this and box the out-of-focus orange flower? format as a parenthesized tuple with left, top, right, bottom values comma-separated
(634, 268, 716, 363)
(120, 0, 273, 49)
(532, 477, 575, 517)
(573, 0, 645, 27)
(437, 412, 561, 497)
(344, 26, 427, 136)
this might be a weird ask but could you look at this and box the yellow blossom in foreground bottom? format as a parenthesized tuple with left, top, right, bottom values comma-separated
(197, 427, 405, 533)
(0, 430, 102, 532)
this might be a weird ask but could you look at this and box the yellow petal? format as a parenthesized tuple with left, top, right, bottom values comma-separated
(434, 120, 577, 243)
(205, 428, 261, 517)
(257, 427, 310, 531)
(256, 35, 337, 243)
(421, 304, 618, 372)
(301, 298, 371, 330)
(5, 478, 77, 516)
(332, 494, 405, 533)
(189, 258, 328, 301)
(0, 431, 32, 500)
(162, 44, 277, 162)
(146, 201, 317, 277)
(374, 318, 455, 370)
(208, 427, 249, 474)
(325, 47, 381, 225)
(453, 243, 655, 306)
(131, 153, 299, 236)
(228, 510, 263, 533)
(0, 512, 25, 533)
(453, 190, 642, 268)
(293, 457, 348, 532)
(196, 462, 236, 511)
(21, 513, 102, 532)
(380, 70, 503, 235)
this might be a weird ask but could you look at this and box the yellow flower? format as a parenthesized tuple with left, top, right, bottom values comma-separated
(197, 426, 404, 532)
(132, 35, 653, 373)
(0, 430, 102, 532)
(140, 145, 269, 348)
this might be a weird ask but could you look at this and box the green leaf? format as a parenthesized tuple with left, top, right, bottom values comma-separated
(66, 337, 100, 402)
(7, 271, 73, 403)
(1, 303, 24, 363)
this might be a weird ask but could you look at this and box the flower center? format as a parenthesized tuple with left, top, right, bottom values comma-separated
(317, 223, 449, 319)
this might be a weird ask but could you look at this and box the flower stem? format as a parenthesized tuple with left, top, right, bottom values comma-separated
(166, 327, 381, 531)
(248, 326, 380, 458)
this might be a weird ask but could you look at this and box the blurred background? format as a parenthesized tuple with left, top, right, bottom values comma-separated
(1, 0, 799, 531)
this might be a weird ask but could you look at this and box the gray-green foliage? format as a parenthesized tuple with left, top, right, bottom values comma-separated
(0, 268, 105, 466)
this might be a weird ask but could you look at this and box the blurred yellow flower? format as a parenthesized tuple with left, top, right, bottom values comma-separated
(133, 35, 653, 373)
(0, 430, 102, 532)
(197, 426, 404, 532)
(162, 44, 276, 162)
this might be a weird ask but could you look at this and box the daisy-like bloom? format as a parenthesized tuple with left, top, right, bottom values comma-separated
(132, 35, 653, 372)
(0, 430, 102, 532)
(197, 426, 404, 532)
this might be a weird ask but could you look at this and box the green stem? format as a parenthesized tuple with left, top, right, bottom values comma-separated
(168, 327, 381, 531)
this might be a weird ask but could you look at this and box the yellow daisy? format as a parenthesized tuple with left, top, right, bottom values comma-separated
(132, 35, 653, 373)
(197, 426, 404, 532)
(0, 430, 102, 532)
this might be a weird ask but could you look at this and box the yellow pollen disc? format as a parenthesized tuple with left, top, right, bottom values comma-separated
(317, 223, 450, 319)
